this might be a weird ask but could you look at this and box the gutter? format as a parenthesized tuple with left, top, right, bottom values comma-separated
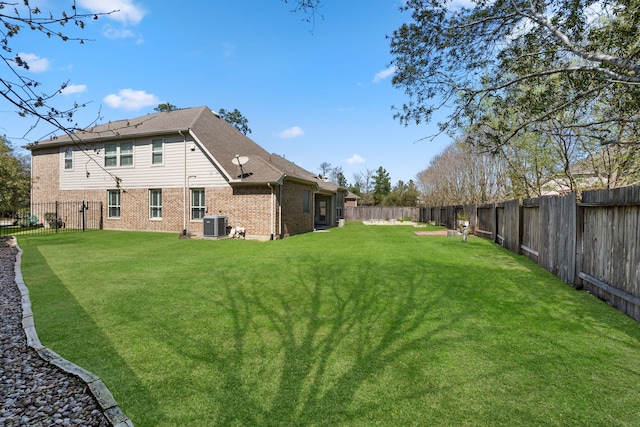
(180, 130, 187, 235)
(267, 183, 275, 240)
(28, 128, 190, 150)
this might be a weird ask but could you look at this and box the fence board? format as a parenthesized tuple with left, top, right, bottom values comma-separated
(501, 199, 521, 253)
(521, 201, 540, 262)
(344, 207, 420, 222)
(421, 186, 640, 321)
(579, 188, 640, 320)
(476, 204, 495, 240)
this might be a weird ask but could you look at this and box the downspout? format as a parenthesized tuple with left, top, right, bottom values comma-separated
(279, 177, 284, 239)
(180, 130, 187, 235)
(267, 183, 275, 240)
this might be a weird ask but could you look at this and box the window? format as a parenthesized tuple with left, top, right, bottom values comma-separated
(191, 189, 205, 220)
(104, 142, 134, 167)
(120, 142, 133, 166)
(337, 194, 344, 218)
(64, 147, 73, 170)
(151, 139, 163, 165)
(303, 191, 311, 214)
(108, 190, 121, 218)
(149, 189, 162, 219)
(105, 144, 117, 167)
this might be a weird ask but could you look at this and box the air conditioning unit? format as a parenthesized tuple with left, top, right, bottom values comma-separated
(203, 215, 227, 238)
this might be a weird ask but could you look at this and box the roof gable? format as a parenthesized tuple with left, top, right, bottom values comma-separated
(32, 106, 325, 186)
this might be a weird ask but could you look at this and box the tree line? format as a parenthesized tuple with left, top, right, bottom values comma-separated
(318, 162, 421, 206)
(393, 0, 640, 205)
(0, 136, 30, 216)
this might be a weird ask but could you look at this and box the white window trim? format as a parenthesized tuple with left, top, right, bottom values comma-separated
(63, 147, 73, 171)
(190, 188, 206, 221)
(104, 142, 135, 168)
(151, 138, 164, 166)
(119, 142, 134, 167)
(107, 190, 121, 219)
(149, 189, 162, 220)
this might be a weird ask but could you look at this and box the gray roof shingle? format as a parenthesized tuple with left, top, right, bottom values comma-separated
(32, 106, 342, 190)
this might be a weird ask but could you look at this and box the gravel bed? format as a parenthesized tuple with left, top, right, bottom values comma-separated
(0, 237, 110, 426)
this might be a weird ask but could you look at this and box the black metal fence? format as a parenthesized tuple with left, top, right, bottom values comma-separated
(0, 201, 103, 236)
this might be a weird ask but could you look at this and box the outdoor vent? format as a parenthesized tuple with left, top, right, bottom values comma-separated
(203, 215, 227, 238)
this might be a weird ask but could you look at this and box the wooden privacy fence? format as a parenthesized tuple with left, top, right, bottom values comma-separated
(422, 186, 640, 321)
(344, 206, 421, 222)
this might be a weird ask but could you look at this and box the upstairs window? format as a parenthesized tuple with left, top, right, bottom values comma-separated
(120, 142, 133, 166)
(104, 144, 117, 167)
(104, 142, 134, 167)
(64, 147, 73, 170)
(151, 139, 163, 165)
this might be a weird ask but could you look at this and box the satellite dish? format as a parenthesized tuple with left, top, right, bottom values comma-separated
(232, 155, 249, 166)
(232, 155, 251, 178)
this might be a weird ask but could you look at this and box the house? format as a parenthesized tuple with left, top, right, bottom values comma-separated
(541, 156, 609, 196)
(344, 191, 360, 207)
(29, 106, 346, 239)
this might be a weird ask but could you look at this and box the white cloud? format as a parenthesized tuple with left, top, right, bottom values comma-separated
(103, 26, 144, 44)
(61, 84, 88, 95)
(373, 66, 397, 83)
(77, 0, 146, 25)
(103, 89, 159, 110)
(103, 26, 135, 40)
(277, 126, 304, 139)
(16, 53, 50, 73)
(345, 154, 365, 165)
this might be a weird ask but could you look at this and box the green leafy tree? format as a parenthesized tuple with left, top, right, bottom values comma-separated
(372, 166, 391, 206)
(389, 0, 640, 149)
(388, 180, 420, 206)
(218, 108, 252, 135)
(0, 136, 30, 214)
(154, 103, 178, 112)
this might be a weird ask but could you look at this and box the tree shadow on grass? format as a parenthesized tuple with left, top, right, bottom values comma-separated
(172, 262, 465, 426)
(185, 253, 640, 426)
(21, 244, 162, 425)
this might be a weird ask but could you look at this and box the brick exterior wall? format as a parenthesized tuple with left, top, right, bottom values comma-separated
(30, 148, 317, 239)
(31, 147, 60, 204)
(281, 180, 314, 237)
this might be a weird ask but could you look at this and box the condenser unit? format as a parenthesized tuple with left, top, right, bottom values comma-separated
(203, 215, 227, 238)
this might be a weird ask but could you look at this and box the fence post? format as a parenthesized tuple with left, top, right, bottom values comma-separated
(81, 200, 87, 231)
(574, 201, 584, 290)
(518, 203, 523, 255)
(55, 201, 59, 233)
(492, 203, 497, 243)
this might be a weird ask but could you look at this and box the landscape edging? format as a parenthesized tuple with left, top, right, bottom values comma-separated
(12, 237, 134, 427)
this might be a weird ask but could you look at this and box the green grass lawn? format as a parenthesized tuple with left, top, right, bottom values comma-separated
(17, 223, 640, 426)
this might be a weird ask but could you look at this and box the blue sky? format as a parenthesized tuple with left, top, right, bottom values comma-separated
(3, 0, 453, 185)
